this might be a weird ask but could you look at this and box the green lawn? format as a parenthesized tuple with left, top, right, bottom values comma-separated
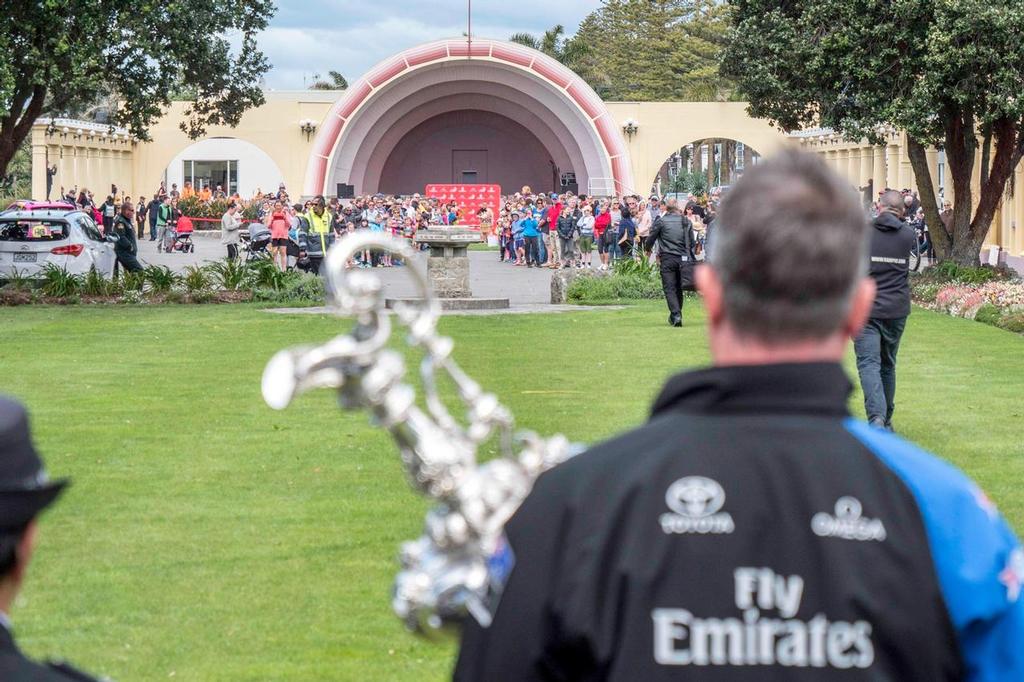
(0, 301, 1021, 680)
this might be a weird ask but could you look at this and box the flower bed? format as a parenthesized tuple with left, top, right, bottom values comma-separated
(911, 266, 1024, 334)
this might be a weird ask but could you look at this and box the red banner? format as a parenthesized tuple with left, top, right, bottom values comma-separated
(425, 183, 501, 232)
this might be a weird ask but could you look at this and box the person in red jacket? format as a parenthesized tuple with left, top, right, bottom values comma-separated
(593, 199, 612, 271)
(545, 196, 563, 268)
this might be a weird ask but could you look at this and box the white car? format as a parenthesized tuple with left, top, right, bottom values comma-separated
(0, 209, 116, 279)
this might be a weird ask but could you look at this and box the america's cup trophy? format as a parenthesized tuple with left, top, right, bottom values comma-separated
(261, 232, 579, 636)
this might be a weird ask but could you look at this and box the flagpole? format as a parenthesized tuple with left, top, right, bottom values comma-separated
(467, 0, 472, 58)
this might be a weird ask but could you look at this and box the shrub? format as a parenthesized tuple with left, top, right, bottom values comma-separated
(568, 271, 663, 303)
(911, 281, 943, 304)
(40, 264, 82, 298)
(996, 312, 1024, 334)
(189, 289, 217, 304)
(2, 268, 32, 290)
(120, 270, 146, 293)
(183, 265, 213, 293)
(163, 289, 187, 304)
(245, 258, 291, 290)
(142, 265, 181, 293)
(920, 261, 1018, 285)
(974, 304, 1003, 326)
(253, 273, 325, 303)
(120, 290, 144, 304)
(177, 196, 231, 221)
(207, 258, 249, 291)
(81, 266, 113, 296)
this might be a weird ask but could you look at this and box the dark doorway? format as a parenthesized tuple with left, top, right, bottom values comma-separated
(453, 149, 487, 184)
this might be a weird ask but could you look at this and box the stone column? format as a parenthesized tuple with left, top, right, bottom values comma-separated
(885, 138, 901, 190)
(859, 145, 873, 191)
(872, 145, 886, 195)
(847, 144, 864, 184)
(31, 130, 48, 201)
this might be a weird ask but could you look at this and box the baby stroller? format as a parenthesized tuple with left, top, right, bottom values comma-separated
(169, 215, 195, 254)
(241, 222, 272, 262)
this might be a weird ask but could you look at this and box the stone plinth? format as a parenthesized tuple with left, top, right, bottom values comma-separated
(413, 227, 483, 299)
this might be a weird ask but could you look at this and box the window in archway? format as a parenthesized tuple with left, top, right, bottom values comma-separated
(652, 139, 761, 197)
(182, 159, 238, 195)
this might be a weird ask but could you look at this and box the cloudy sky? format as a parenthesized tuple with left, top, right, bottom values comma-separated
(259, 0, 601, 90)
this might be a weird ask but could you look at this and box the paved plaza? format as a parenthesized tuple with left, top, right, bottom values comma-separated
(136, 232, 560, 305)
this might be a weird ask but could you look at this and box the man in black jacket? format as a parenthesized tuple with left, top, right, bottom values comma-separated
(454, 151, 1023, 681)
(646, 199, 696, 327)
(0, 397, 102, 681)
(111, 202, 143, 273)
(853, 190, 917, 430)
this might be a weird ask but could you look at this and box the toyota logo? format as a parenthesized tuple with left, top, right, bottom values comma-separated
(665, 476, 725, 518)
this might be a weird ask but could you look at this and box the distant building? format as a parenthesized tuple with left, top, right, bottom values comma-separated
(27, 38, 1022, 259)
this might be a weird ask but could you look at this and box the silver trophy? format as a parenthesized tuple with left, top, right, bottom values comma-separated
(261, 233, 578, 637)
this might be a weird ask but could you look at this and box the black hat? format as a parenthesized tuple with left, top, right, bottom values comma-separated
(0, 397, 67, 531)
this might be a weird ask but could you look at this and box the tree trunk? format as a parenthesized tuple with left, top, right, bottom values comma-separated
(921, 114, 1022, 266)
(906, 137, 943, 252)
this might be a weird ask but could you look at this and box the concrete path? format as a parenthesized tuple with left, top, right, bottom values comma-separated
(263, 304, 626, 316)
(136, 232, 585, 306)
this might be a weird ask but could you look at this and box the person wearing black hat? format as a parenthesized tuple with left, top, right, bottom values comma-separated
(0, 397, 101, 681)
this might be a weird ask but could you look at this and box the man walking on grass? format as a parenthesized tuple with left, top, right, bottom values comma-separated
(854, 189, 917, 431)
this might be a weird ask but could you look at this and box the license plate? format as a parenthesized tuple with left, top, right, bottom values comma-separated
(13, 253, 37, 263)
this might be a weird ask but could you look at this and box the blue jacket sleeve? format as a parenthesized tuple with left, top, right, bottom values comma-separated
(846, 420, 1024, 681)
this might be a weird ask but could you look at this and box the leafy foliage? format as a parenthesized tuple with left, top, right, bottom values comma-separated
(0, 0, 275, 178)
(183, 265, 213, 294)
(309, 70, 348, 90)
(142, 265, 181, 294)
(721, 0, 1024, 265)
(39, 264, 81, 297)
(511, 2, 734, 102)
(177, 197, 231, 220)
(82, 266, 113, 296)
(207, 258, 249, 291)
(567, 269, 664, 303)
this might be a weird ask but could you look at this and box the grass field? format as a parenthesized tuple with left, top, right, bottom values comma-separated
(1, 301, 1022, 680)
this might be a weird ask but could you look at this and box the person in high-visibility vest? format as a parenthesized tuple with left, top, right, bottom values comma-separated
(298, 195, 335, 275)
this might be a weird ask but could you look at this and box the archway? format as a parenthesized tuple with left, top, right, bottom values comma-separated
(651, 138, 762, 197)
(304, 39, 633, 198)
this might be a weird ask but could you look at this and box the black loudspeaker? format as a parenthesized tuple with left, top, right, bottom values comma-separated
(336, 183, 355, 199)
(564, 182, 579, 195)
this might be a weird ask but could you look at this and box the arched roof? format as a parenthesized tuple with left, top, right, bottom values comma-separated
(304, 38, 634, 196)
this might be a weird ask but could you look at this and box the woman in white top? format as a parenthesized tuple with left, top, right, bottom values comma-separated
(576, 205, 596, 268)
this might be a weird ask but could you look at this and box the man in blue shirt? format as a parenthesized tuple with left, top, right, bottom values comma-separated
(518, 212, 541, 267)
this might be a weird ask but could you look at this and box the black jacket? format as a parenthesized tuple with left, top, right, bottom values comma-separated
(0, 624, 98, 680)
(868, 212, 916, 319)
(111, 214, 137, 256)
(645, 212, 694, 259)
(556, 215, 577, 240)
(455, 363, 1023, 681)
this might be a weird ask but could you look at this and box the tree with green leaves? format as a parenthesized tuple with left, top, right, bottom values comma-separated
(571, 0, 734, 101)
(310, 70, 348, 90)
(722, 0, 1024, 266)
(509, 25, 595, 83)
(0, 0, 275, 180)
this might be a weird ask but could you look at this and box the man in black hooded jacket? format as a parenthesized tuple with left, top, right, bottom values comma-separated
(853, 190, 918, 431)
(646, 199, 696, 327)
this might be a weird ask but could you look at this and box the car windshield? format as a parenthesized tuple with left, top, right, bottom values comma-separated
(0, 219, 69, 242)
